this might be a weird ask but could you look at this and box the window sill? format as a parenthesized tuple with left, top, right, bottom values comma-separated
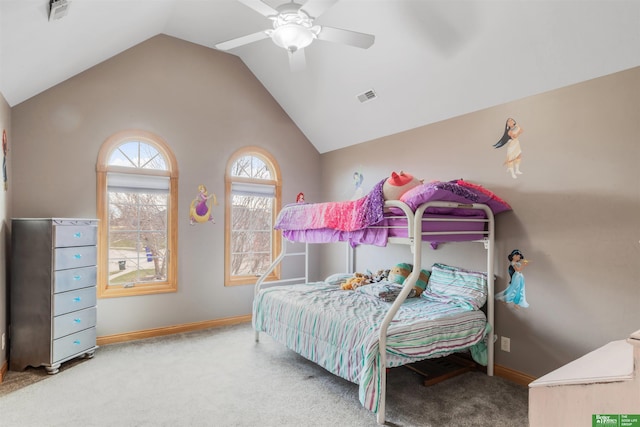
(98, 282, 177, 298)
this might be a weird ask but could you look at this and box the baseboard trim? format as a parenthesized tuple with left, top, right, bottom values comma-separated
(0, 359, 7, 384)
(96, 314, 252, 346)
(494, 363, 536, 387)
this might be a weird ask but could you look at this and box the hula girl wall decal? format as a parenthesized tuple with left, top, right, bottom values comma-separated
(495, 249, 530, 308)
(494, 118, 524, 179)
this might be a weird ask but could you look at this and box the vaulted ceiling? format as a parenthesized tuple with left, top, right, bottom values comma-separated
(1, 0, 639, 153)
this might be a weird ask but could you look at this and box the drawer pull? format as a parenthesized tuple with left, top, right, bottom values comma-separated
(73, 275, 82, 281)
(74, 318, 82, 324)
(73, 340, 81, 345)
(73, 297, 82, 302)
(73, 254, 82, 259)
(73, 232, 83, 239)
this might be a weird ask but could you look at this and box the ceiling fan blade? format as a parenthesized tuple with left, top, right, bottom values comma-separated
(288, 49, 307, 72)
(237, 0, 279, 17)
(316, 26, 375, 49)
(300, 0, 339, 19)
(215, 31, 270, 51)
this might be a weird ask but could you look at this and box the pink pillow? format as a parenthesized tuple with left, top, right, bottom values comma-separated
(455, 180, 511, 214)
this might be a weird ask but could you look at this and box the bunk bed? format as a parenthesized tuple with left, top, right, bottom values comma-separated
(253, 179, 511, 424)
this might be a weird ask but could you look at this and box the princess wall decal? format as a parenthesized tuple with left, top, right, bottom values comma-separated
(351, 170, 364, 200)
(495, 249, 530, 308)
(2, 129, 8, 191)
(189, 184, 217, 225)
(494, 118, 524, 179)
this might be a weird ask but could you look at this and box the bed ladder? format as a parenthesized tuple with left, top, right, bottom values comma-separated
(254, 240, 309, 342)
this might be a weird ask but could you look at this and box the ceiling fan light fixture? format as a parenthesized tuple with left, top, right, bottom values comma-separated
(270, 24, 316, 52)
(215, 0, 375, 69)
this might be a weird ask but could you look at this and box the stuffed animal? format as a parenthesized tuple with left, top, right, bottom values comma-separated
(340, 269, 390, 290)
(341, 273, 369, 290)
(382, 171, 422, 200)
(388, 262, 430, 297)
(388, 263, 412, 284)
(369, 269, 390, 283)
(414, 269, 431, 296)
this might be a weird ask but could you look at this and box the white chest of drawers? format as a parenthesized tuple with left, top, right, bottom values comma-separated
(10, 218, 98, 374)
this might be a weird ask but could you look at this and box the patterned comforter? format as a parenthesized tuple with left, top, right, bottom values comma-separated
(274, 179, 511, 247)
(274, 179, 386, 233)
(252, 282, 488, 413)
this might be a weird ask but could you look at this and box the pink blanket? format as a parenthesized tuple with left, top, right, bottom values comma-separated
(275, 179, 386, 232)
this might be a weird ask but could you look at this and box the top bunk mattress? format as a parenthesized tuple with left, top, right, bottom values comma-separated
(275, 179, 511, 247)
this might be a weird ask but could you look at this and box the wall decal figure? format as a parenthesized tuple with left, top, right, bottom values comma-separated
(494, 118, 524, 179)
(2, 129, 7, 191)
(351, 170, 364, 200)
(495, 249, 530, 308)
(189, 184, 217, 225)
(296, 192, 305, 203)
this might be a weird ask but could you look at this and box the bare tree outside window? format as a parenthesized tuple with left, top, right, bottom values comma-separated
(230, 155, 274, 276)
(230, 193, 272, 276)
(97, 130, 178, 298)
(108, 191, 168, 286)
(106, 141, 171, 288)
(225, 148, 281, 287)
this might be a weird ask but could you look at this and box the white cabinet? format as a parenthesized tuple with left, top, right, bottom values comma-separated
(529, 329, 640, 426)
(10, 218, 98, 374)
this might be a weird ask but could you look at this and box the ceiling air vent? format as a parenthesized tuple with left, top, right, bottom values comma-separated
(357, 89, 377, 103)
(49, 0, 70, 21)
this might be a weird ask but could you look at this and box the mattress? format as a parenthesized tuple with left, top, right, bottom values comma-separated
(253, 281, 488, 413)
(276, 180, 509, 247)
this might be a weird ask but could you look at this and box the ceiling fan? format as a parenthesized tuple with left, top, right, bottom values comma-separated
(215, 0, 375, 71)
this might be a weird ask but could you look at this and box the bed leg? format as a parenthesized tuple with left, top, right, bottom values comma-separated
(377, 376, 386, 424)
(255, 331, 260, 343)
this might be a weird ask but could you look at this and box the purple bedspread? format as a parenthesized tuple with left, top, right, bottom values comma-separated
(275, 179, 386, 232)
(276, 179, 510, 247)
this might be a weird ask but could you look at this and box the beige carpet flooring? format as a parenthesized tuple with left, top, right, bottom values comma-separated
(0, 322, 529, 426)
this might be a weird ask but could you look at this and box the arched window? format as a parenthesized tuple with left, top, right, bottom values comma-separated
(96, 130, 179, 298)
(225, 147, 281, 286)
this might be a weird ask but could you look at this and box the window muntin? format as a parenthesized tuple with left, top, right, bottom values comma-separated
(231, 155, 272, 179)
(225, 147, 281, 286)
(108, 141, 168, 170)
(97, 131, 178, 298)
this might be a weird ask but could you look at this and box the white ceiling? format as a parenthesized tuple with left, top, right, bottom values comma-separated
(1, 0, 639, 153)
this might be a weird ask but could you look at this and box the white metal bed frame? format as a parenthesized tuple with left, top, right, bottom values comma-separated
(254, 199, 495, 425)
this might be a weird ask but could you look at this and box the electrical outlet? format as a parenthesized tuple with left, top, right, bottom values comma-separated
(501, 336, 511, 352)
(1, 332, 5, 351)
